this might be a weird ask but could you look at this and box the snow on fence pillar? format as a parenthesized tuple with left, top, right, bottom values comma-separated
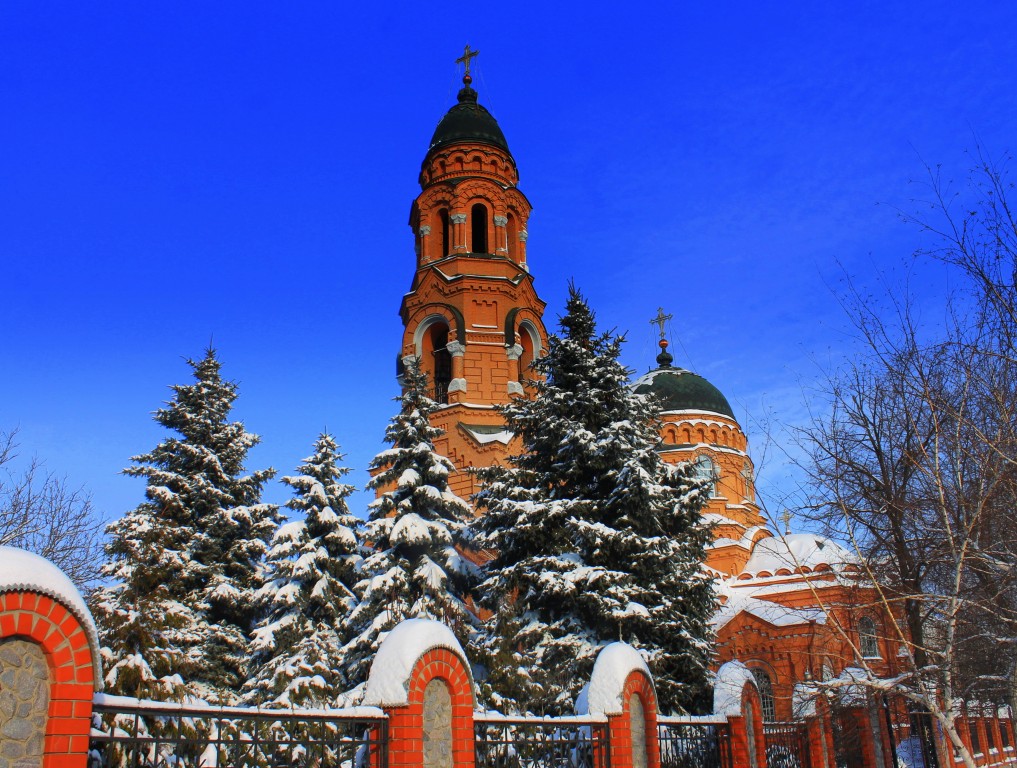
(578, 643, 660, 768)
(0, 546, 102, 768)
(362, 619, 476, 768)
(714, 661, 765, 768)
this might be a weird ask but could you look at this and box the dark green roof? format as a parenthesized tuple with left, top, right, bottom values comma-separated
(632, 367, 736, 420)
(429, 84, 510, 154)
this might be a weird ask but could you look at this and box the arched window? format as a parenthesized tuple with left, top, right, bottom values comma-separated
(693, 455, 718, 496)
(859, 616, 880, 659)
(439, 208, 450, 258)
(518, 321, 539, 381)
(751, 668, 776, 722)
(471, 203, 488, 253)
(742, 460, 754, 500)
(418, 319, 452, 403)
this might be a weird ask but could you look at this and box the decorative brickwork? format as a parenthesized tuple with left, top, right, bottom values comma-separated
(0, 590, 97, 768)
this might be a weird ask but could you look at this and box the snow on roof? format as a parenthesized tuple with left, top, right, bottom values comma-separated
(0, 545, 103, 687)
(461, 426, 514, 445)
(712, 581, 827, 631)
(708, 525, 770, 552)
(740, 533, 854, 577)
(713, 660, 756, 716)
(575, 642, 652, 716)
(362, 618, 475, 708)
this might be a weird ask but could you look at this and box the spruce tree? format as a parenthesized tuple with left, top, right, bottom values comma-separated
(245, 432, 362, 706)
(472, 287, 717, 715)
(340, 358, 474, 690)
(92, 348, 276, 702)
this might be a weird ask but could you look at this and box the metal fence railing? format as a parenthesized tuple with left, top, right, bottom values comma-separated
(89, 696, 388, 768)
(762, 721, 812, 768)
(658, 718, 728, 768)
(474, 714, 609, 768)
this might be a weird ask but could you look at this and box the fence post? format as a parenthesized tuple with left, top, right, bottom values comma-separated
(362, 618, 476, 768)
(581, 643, 660, 768)
(0, 546, 102, 768)
(714, 661, 765, 768)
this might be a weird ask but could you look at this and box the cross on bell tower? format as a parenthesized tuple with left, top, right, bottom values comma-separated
(398, 56, 547, 501)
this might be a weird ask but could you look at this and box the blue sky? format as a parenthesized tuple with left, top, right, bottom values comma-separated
(2, 1, 1015, 528)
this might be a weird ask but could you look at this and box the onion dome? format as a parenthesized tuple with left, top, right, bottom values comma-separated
(428, 73, 510, 154)
(632, 339, 736, 419)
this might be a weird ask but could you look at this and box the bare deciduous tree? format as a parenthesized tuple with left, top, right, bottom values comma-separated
(0, 429, 104, 590)
(793, 154, 1017, 768)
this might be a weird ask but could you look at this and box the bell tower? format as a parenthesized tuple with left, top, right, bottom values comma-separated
(399, 50, 548, 501)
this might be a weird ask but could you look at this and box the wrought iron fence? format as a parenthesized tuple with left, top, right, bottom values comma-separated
(762, 721, 811, 768)
(658, 719, 728, 768)
(89, 698, 387, 768)
(474, 715, 608, 768)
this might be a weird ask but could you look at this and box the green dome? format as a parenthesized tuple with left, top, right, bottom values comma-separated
(632, 366, 736, 420)
(428, 83, 510, 154)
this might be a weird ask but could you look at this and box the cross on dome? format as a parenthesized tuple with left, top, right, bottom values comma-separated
(650, 307, 673, 339)
(456, 45, 480, 81)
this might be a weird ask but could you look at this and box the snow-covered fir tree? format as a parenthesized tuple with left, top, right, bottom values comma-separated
(340, 358, 474, 690)
(471, 287, 717, 715)
(92, 348, 276, 702)
(245, 432, 362, 707)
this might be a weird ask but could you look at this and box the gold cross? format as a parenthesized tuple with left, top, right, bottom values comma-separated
(650, 307, 672, 339)
(781, 509, 792, 535)
(456, 45, 480, 76)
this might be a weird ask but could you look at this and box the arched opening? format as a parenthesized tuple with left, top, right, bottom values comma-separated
(507, 212, 519, 260)
(419, 320, 452, 404)
(750, 667, 776, 722)
(518, 322, 540, 383)
(471, 203, 488, 254)
(693, 455, 718, 496)
(859, 616, 880, 659)
(439, 208, 450, 258)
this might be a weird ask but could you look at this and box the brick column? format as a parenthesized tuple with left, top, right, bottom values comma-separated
(0, 589, 99, 768)
(713, 661, 765, 768)
(362, 619, 476, 768)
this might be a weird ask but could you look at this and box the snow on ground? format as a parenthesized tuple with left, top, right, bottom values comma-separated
(0, 545, 103, 685)
(362, 618, 474, 707)
(575, 642, 651, 716)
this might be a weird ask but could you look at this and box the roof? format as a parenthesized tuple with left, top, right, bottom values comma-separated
(632, 365, 736, 420)
(428, 82, 510, 155)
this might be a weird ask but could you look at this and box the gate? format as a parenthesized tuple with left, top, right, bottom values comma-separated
(830, 703, 865, 768)
(881, 696, 940, 768)
(763, 722, 812, 768)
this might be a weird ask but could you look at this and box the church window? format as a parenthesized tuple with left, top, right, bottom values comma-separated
(518, 321, 540, 380)
(693, 455, 718, 496)
(751, 668, 776, 722)
(439, 208, 450, 258)
(471, 203, 488, 253)
(742, 461, 754, 499)
(418, 319, 452, 404)
(859, 616, 880, 658)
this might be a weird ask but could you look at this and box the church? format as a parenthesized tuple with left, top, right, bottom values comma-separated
(396, 51, 903, 722)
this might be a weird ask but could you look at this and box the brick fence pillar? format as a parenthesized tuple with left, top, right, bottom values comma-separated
(714, 660, 765, 768)
(0, 547, 103, 768)
(580, 643, 661, 768)
(362, 618, 476, 768)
